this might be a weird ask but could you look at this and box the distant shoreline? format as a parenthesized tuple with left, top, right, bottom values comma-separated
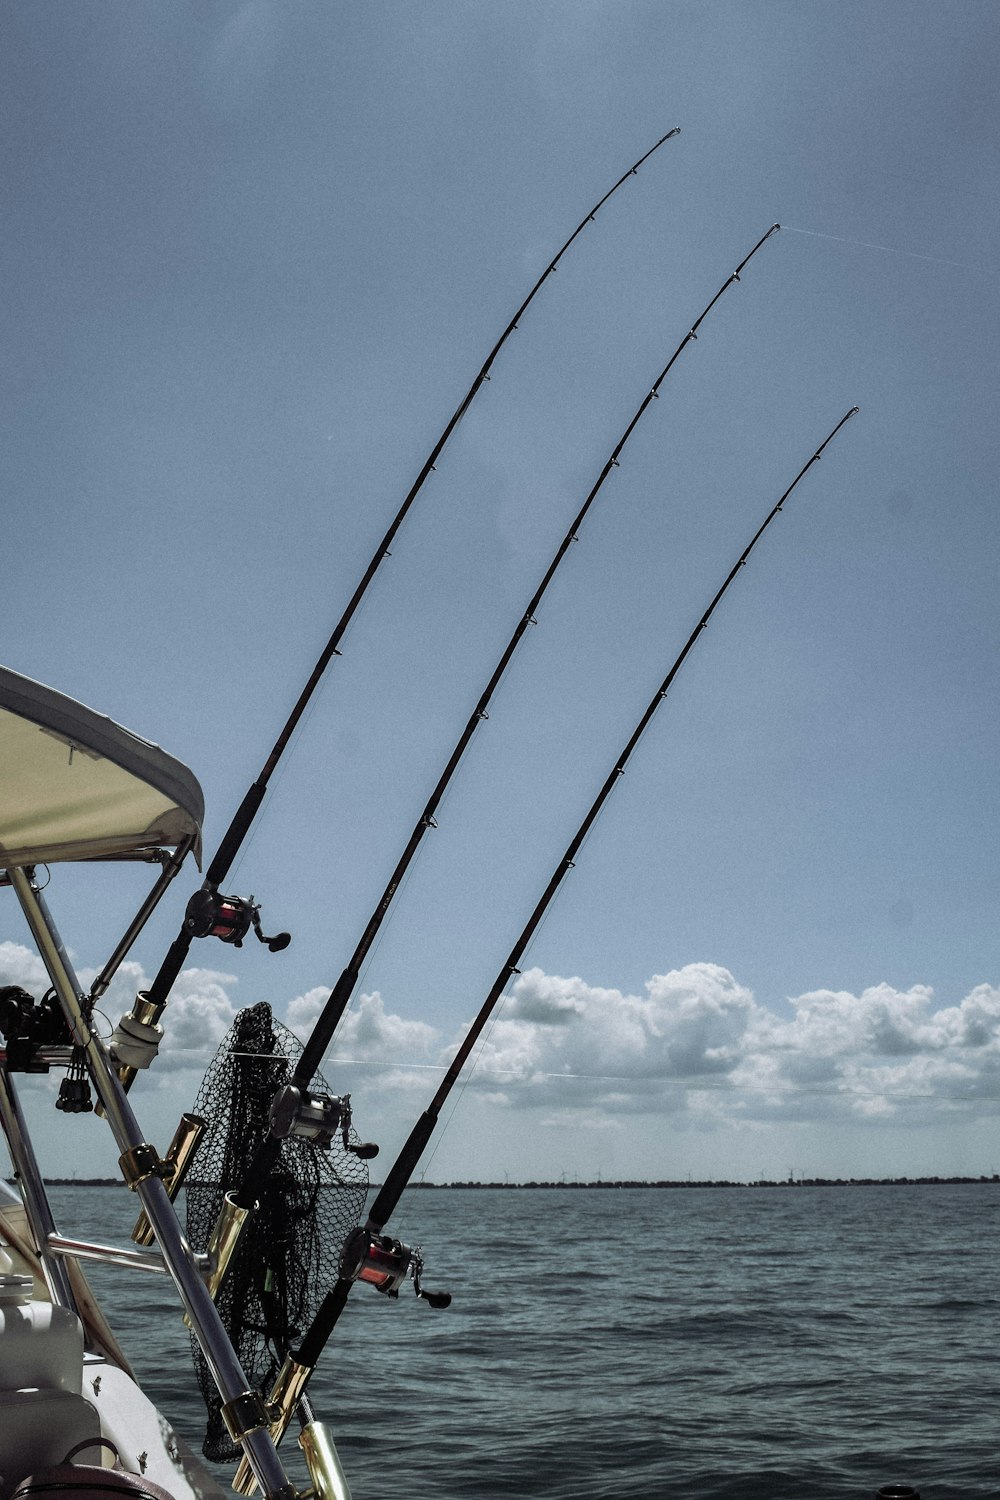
(13, 1174, 1000, 1190)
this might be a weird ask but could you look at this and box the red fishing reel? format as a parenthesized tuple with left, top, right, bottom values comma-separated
(184, 889, 290, 952)
(340, 1227, 451, 1308)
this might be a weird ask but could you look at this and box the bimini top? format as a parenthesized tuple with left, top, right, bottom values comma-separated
(0, 666, 204, 868)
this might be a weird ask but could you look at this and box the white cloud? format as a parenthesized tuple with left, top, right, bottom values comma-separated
(437, 966, 1000, 1130)
(89, 961, 1000, 1125)
(286, 986, 439, 1096)
(4, 935, 998, 1168)
(747, 981, 1000, 1122)
(1, 944, 239, 1077)
(468, 963, 759, 1098)
(0, 940, 51, 995)
(91, 960, 242, 1076)
(288, 986, 437, 1061)
(153, 967, 240, 1072)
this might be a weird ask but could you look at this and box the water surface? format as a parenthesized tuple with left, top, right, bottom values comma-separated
(51, 1184, 999, 1500)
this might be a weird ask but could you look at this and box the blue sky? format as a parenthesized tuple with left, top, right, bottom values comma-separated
(2, 2, 998, 1183)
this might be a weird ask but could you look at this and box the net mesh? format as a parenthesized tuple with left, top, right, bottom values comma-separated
(185, 1002, 369, 1461)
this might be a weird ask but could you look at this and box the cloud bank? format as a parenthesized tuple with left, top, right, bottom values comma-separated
(2, 943, 997, 1138)
(472, 965, 1000, 1129)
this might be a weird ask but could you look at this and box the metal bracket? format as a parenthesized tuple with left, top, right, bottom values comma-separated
(232, 1356, 313, 1495)
(222, 1389, 271, 1442)
(118, 1143, 170, 1190)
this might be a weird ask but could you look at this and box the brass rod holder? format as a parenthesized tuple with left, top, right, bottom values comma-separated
(184, 1191, 254, 1329)
(130, 994, 165, 1028)
(131, 1113, 207, 1246)
(231, 1356, 311, 1495)
(97, 992, 166, 1116)
(298, 1421, 353, 1500)
(205, 1191, 253, 1301)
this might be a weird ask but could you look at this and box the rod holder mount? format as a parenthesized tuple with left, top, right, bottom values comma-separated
(131, 1113, 206, 1246)
(232, 1355, 311, 1495)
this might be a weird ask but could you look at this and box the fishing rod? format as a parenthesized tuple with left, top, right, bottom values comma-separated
(105, 129, 681, 1085)
(233, 406, 859, 1483)
(216, 225, 780, 1489)
(224, 222, 781, 1223)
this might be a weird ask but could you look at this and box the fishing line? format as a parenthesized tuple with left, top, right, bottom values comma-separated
(123, 1048, 998, 1104)
(422, 1070, 983, 1103)
(321, 1057, 977, 1103)
(431, 992, 516, 1157)
(371, 407, 862, 1212)
(410, 1108, 453, 1184)
(224, 670, 332, 888)
(126, 128, 683, 1039)
(23, 1039, 986, 1101)
(782, 224, 987, 274)
(277, 407, 859, 1400)
(229, 221, 781, 1217)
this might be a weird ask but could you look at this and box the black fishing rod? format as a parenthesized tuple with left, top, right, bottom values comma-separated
(229, 223, 781, 1217)
(244, 407, 859, 1464)
(109, 129, 682, 1076)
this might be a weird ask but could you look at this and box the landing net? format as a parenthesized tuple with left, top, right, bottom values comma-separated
(185, 1002, 369, 1461)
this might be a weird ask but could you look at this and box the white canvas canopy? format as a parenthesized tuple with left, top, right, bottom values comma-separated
(0, 666, 203, 867)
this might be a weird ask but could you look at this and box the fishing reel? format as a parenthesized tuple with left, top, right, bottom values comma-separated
(0, 986, 71, 1071)
(340, 1226, 451, 1308)
(183, 888, 291, 953)
(268, 1085, 379, 1159)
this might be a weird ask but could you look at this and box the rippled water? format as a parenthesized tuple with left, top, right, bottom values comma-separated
(49, 1184, 998, 1499)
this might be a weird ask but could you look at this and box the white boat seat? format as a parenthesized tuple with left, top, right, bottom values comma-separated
(0, 1388, 102, 1500)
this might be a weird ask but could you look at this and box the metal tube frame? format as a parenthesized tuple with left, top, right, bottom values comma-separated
(46, 1232, 209, 1277)
(88, 834, 196, 1003)
(0, 1068, 80, 1313)
(5, 864, 294, 1500)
